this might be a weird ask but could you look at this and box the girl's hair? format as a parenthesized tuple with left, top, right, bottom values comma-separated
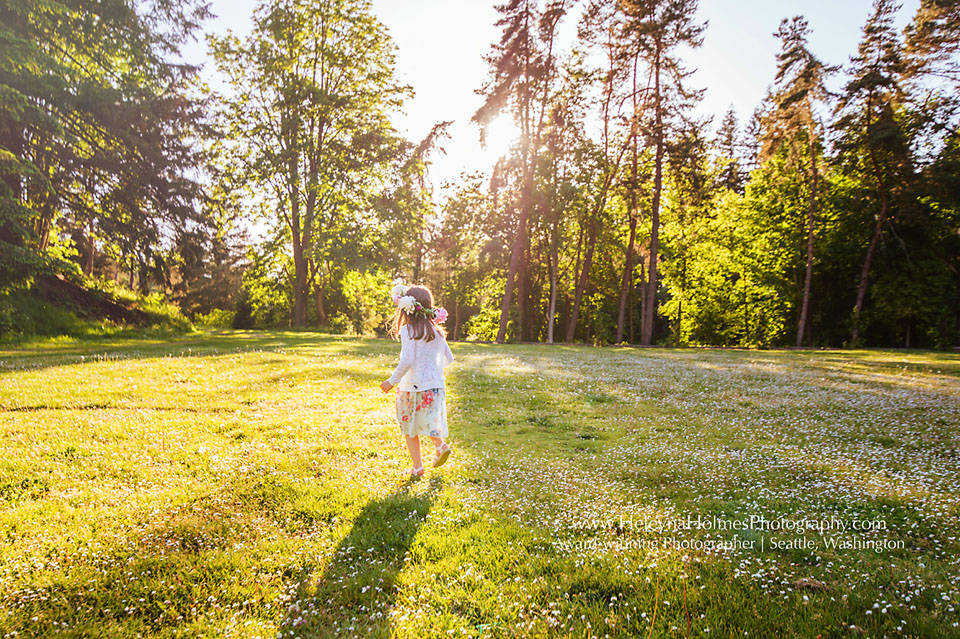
(389, 285, 446, 342)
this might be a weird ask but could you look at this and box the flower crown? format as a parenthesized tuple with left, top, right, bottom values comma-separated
(390, 281, 448, 324)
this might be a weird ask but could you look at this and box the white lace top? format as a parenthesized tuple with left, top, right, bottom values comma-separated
(388, 324, 454, 392)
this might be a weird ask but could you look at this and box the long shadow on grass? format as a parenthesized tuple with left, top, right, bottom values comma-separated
(281, 477, 443, 637)
(0, 331, 400, 376)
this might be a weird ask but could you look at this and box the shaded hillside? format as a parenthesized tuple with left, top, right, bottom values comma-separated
(34, 275, 151, 325)
(1, 276, 190, 340)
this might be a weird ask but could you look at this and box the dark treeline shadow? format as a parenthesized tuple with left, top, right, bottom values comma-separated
(0, 331, 392, 376)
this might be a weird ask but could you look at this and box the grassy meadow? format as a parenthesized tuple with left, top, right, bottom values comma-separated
(1, 332, 959, 638)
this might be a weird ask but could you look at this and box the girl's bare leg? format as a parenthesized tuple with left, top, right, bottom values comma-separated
(405, 435, 423, 469)
(429, 436, 448, 451)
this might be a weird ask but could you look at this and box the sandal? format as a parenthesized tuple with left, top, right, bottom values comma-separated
(431, 443, 452, 468)
(406, 466, 425, 478)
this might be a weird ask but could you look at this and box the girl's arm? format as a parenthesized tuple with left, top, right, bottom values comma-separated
(442, 337, 454, 367)
(387, 326, 415, 387)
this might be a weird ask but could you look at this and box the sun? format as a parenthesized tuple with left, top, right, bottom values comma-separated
(482, 115, 522, 156)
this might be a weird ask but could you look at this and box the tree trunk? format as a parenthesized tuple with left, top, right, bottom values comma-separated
(796, 131, 819, 348)
(563, 221, 585, 339)
(37, 204, 53, 252)
(851, 197, 886, 346)
(293, 251, 307, 327)
(138, 262, 150, 295)
(517, 235, 528, 341)
(285, 106, 310, 328)
(528, 241, 540, 342)
(290, 182, 307, 326)
(83, 226, 96, 276)
(677, 259, 686, 346)
(496, 206, 527, 343)
(617, 54, 641, 345)
(637, 259, 646, 343)
(616, 216, 638, 344)
(547, 234, 559, 344)
(454, 300, 461, 341)
(642, 43, 663, 346)
(566, 221, 598, 342)
(851, 91, 889, 347)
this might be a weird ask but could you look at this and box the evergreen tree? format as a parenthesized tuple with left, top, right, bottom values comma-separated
(764, 16, 835, 347)
(661, 119, 715, 344)
(474, 0, 570, 343)
(0, 0, 210, 290)
(715, 106, 745, 193)
(571, 0, 636, 343)
(535, 55, 600, 343)
(172, 178, 249, 318)
(834, 0, 911, 346)
(903, 0, 960, 86)
(618, 0, 706, 346)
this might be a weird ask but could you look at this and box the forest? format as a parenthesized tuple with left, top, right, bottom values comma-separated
(2, 0, 959, 348)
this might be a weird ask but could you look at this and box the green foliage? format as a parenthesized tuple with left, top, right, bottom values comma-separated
(464, 275, 510, 342)
(3, 0, 957, 350)
(195, 309, 236, 329)
(339, 269, 394, 335)
(424, 174, 497, 340)
(0, 289, 84, 339)
(0, 242, 81, 292)
(661, 179, 800, 348)
(464, 306, 505, 343)
(171, 193, 249, 319)
(0, 0, 210, 293)
(211, 0, 412, 327)
(231, 288, 256, 330)
(137, 294, 192, 333)
(232, 244, 292, 329)
(324, 312, 353, 335)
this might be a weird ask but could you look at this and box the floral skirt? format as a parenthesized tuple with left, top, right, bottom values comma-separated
(396, 387, 447, 438)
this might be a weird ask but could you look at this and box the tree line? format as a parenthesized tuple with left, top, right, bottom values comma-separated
(2, 0, 958, 348)
(445, 0, 959, 348)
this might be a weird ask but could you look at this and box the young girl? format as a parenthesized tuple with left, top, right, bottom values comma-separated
(380, 283, 454, 478)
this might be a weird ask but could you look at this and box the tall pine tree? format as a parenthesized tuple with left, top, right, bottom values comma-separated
(474, 0, 570, 343)
(764, 16, 835, 347)
(618, 0, 706, 346)
(834, 0, 911, 346)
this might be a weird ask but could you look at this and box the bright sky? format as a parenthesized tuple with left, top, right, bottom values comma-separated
(181, 0, 920, 198)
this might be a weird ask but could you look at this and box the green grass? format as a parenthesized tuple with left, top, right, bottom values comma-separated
(1, 332, 959, 638)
